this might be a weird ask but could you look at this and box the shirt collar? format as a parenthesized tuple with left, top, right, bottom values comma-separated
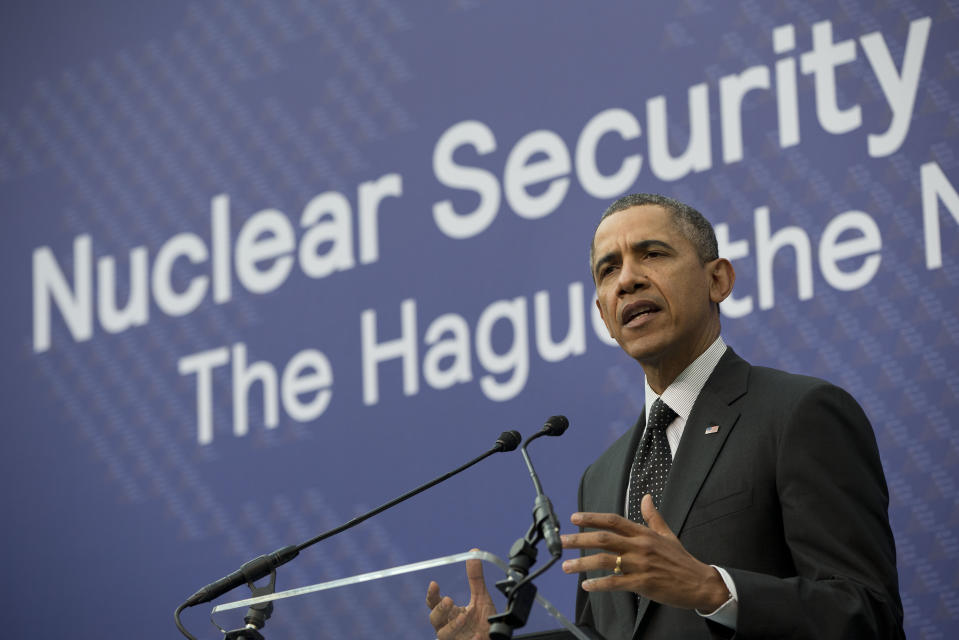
(644, 337, 727, 424)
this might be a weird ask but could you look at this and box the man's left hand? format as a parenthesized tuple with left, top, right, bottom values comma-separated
(560, 494, 728, 612)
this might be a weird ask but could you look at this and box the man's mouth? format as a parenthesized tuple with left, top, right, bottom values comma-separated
(621, 301, 661, 327)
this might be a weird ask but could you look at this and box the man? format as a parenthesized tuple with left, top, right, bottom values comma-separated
(428, 194, 904, 639)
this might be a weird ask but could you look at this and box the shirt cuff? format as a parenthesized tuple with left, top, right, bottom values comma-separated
(695, 565, 738, 630)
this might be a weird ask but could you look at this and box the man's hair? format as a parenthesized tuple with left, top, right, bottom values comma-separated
(589, 193, 719, 272)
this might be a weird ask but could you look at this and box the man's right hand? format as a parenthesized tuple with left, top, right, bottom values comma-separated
(426, 555, 496, 640)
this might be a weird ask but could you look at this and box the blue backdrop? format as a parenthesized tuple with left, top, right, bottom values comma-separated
(2, 1, 957, 638)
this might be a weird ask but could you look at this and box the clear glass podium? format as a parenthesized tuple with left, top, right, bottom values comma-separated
(210, 549, 591, 639)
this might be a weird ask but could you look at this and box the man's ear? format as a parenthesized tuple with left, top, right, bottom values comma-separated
(708, 258, 735, 304)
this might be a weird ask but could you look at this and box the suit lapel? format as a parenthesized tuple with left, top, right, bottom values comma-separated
(611, 410, 647, 514)
(632, 349, 750, 634)
(599, 410, 647, 619)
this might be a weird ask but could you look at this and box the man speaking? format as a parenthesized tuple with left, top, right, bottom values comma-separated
(428, 194, 904, 639)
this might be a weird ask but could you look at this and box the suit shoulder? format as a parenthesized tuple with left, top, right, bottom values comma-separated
(748, 365, 849, 397)
(743, 364, 871, 428)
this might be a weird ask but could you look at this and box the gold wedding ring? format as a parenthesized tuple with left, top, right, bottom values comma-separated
(613, 555, 623, 575)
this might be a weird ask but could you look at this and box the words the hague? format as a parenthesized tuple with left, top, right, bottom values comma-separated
(30, 17, 959, 443)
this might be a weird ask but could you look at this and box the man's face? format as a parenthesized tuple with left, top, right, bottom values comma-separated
(591, 205, 723, 369)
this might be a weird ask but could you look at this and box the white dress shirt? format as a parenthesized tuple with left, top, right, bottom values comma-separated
(626, 336, 739, 629)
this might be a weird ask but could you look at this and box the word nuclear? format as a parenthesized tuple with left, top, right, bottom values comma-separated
(32, 174, 402, 352)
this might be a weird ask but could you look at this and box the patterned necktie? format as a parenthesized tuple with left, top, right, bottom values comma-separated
(628, 398, 678, 525)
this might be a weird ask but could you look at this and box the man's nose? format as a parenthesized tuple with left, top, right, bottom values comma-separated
(617, 258, 647, 295)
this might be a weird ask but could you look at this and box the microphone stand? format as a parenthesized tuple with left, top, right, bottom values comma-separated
(175, 430, 522, 640)
(488, 417, 568, 640)
(223, 574, 276, 640)
(487, 507, 562, 639)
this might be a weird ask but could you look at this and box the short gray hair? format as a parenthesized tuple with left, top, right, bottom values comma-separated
(589, 193, 718, 272)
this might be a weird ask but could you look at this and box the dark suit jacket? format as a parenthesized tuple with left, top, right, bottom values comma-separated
(575, 348, 904, 640)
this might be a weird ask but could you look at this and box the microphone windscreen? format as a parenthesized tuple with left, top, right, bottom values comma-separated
(496, 430, 522, 451)
(543, 415, 569, 436)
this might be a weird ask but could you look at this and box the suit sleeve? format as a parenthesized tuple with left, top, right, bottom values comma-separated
(574, 463, 602, 637)
(728, 383, 904, 639)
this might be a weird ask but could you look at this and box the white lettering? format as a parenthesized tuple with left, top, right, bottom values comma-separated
(359, 173, 403, 264)
(152, 233, 209, 317)
(922, 161, 959, 270)
(576, 108, 643, 199)
(534, 282, 586, 362)
(755, 206, 814, 310)
(299, 191, 355, 279)
(281, 349, 333, 422)
(432, 120, 501, 239)
(32, 235, 93, 352)
(178, 346, 230, 446)
(860, 17, 931, 158)
(720, 66, 771, 164)
(211, 194, 232, 303)
(423, 313, 473, 390)
(235, 209, 295, 294)
(647, 83, 713, 181)
(361, 299, 419, 405)
(504, 129, 571, 219)
(801, 20, 861, 135)
(818, 210, 882, 291)
(773, 24, 801, 148)
(475, 297, 529, 402)
(232, 342, 280, 438)
(97, 247, 149, 334)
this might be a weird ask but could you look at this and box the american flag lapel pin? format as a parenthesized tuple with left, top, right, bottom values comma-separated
(704, 424, 720, 435)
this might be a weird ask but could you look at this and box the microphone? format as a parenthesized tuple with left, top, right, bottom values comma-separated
(539, 415, 569, 437)
(180, 429, 522, 609)
(184, 545, 299, 607)
(496, 429, 522, 451)
(521, 416, 569, 557)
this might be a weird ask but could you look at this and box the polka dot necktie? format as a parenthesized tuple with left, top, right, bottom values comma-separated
(628, 398, 678, 526)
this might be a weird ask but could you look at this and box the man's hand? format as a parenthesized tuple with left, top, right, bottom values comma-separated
(426, 554, 496, 640)
(560, 494, 728, 612)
